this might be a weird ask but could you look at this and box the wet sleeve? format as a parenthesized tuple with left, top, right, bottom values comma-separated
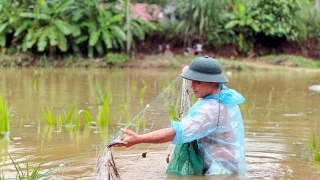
(171, 101, 219, 144)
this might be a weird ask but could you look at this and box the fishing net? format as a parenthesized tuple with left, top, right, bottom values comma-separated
(166, 140, 204, 176)
(34, 77, 192, 179)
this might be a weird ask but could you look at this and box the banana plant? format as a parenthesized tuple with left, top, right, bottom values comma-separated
(74, 0, 126, 58)
(223, 1, 262, 53)
(15, 0, 76, 53)
(0, 0, 14, 53)
(174, 0, 231, 47)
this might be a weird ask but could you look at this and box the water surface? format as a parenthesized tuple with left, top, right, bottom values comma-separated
(1, 68, 320, 179)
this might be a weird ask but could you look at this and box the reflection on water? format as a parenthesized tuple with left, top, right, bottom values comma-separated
(0, 68, 320, 179)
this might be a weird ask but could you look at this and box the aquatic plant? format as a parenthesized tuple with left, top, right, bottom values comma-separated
(169, 103, 178, 120)
(33, 80, 38, 90)
(119, 96, 127, 114)
(6, 152, 46, 179)
(131, 81, 137, 91)
(0, 96, 10, 137)
(96, 81, 105, 105)
(98, 91, 110, 126)
(139, 79, 148, 104)
(42, 107, 55, 125)
(135, 117, 140, 133)
(78, 110, 93, 124)
(65, 101, 77, 125)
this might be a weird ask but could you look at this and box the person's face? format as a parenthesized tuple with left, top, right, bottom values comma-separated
(190, 81, 219, 98)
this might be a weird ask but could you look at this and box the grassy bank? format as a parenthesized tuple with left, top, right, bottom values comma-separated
(0, 53, 320, 71)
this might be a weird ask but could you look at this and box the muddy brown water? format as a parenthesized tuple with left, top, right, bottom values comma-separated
(1, 68, 320, 179)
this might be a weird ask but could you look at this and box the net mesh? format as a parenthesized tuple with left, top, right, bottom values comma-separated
(34, 77, 192, 179)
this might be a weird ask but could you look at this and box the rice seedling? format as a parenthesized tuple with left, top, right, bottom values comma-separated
(161, 78, 170, 91)
(135, 117, 140, 133)
(169, 103, 177, 120)
(119, 96, 127, 115)
(266, 104, 271, 117)
(0, 96, 10, 137)
(75, 113, 81, 129)
(269, 88, 274, 104)
(33, 80, 38, 90)
(42, 107, 55, 125)
(78, 110, 93, 124)
(96, 81, 104, 105)
(139, 87, 146, 104)
(65, 101, 77, 125)
(143, 119, 146, 131)
(131, 81, 137, 91)
(98, 91, 110, 126)
(6, 151, 46, 179)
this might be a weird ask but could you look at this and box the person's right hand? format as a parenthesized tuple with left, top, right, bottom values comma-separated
(182, 65, 189, 72)
(113, 128, 139, 148)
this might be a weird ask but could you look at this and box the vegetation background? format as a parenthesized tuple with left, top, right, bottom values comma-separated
(0, 0, 320, 68)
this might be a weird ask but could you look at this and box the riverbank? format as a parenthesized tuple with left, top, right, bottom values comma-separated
(124, 53, 320, 72)
(1, 53, 320, 72)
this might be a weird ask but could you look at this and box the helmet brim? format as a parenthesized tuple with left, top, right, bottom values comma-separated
(181, 68, 229, 83)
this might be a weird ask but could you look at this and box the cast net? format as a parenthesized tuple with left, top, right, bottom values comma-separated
(34, 77, 192, 179)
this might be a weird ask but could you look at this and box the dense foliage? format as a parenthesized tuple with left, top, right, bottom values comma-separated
(0, 0, 155, 59)
(0, 0, 320, 66)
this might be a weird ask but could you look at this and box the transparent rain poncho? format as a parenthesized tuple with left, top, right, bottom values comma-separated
(170, 85, 246, 175)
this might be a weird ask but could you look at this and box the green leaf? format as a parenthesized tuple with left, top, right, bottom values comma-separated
(224, 20, 239, 29)
(95, 41, 104, 55)
(89, 31, 101, 46)
(0, 33, 5, 46)
(110, 25, 126, 41)
(105, 13, 125, 26)
(56, 31, 68, 52)
(65, 102, 76, 125)
(75, 35, 88, 44)
(14, 20, 31, 37)
(37, 28, 48, 51)
(102, 31, 112, 49)
(20, 12, 50, 20)
(48, 27, 57, 46)
(0, 22, 8, 34)
(53, 19, 72, 35)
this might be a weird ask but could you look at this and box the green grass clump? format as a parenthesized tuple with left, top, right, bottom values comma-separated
(7, 152, 46, 179)
(256, 54, 318, 68)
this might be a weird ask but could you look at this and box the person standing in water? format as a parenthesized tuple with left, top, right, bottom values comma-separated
(114, 56, 246, 175)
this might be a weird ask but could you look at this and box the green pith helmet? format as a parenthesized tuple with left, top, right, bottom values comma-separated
(181, 56, 229, 83)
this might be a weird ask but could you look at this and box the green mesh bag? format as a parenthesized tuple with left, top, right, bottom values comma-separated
(166, 140, 204, 176)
